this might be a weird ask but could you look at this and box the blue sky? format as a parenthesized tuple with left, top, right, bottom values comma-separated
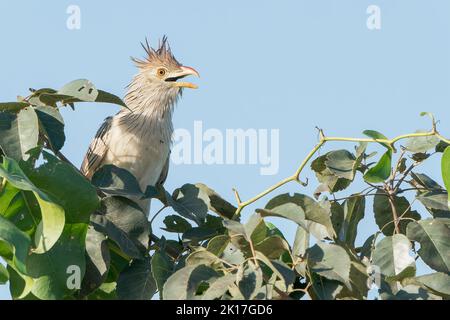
(1, 0, 450, 299)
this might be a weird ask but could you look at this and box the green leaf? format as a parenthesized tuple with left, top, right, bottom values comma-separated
(35, 106, 65, 152)
(0, 102, 29, 113)
(24, 152, 99, 224)
(117, 257, 157, 300)
(406, 219, 450, 273)
(363, 130, 390, 149)
(0, 181, 20, 215)
(206, 235, 230, 256)
(80, 226, 110, 296)
(441, 146, 450, 210)
(257, 193, 335, 238)
(254, 236, 290, 259)
(372, 234, 415, 280)
(151, 250, 174, 298)
(373, 191, 421, 235)
(186, 249, 222, 267)
(405, 131, 440, 153)
(410, 172, 443, 191)
(91, 197, 149, 259)
(95, 90, 127, 108)
(254, 251, 295, 288)
(306, 242, 351, 288)
(292, 226, 309, 277)
(363, 150, 392, 183)
(171, 183, 236, 224)
(182, 227, 217, 244)
(201, 274, 236, 300)
(237, 261, 263, 300)
(416, 191, 450, 218)
(407, 272, 450, 297)
(0, 107, 39, 161)
(311, 153, 352, 193)
(58, 79, 99, 102)
(7, 264, 34, 299)
(0, 157, 65, 253)
(162, 215, 192, 233)
(338, 195, 365, 247)
(163, 264, 219, 300)
(0, 261, 9, 284)
(324, 150, 358, 180)
(27, 223, 87, 299)
(92, 164, 144, 198)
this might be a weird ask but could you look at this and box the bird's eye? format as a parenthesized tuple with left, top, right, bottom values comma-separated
(157, 68, 167, 77)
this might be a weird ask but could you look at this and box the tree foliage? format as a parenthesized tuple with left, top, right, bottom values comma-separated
(0, 80, 449, 300)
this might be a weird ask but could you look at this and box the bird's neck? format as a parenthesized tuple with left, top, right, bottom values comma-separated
(118, 74, 179, 143)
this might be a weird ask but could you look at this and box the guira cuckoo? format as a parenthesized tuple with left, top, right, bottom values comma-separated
(81, 37, 199, 216)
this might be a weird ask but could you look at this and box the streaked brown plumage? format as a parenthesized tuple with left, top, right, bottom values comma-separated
(81, 37, 199, 216)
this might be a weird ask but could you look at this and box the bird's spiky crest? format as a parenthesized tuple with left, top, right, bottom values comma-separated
(132, 36, 181, 69)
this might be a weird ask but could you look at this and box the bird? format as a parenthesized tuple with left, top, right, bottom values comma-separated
(81, 37, 199, 216)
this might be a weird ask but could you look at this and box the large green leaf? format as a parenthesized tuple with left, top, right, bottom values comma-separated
(163, 264, 219, 300)
(92, 164, 144, 198)
(254, 235, 290, 259)
(95, 90, 127, 108)
(405, 272, 450, 297)
(292, 226, 309, 277)
(257, 193, 334, 238)
(0, 107, 39, 161)
(27, 223, 87, 299)
(306, 242, 351, 288)
(338, 195, 365, 247)
(201, 274, 236, 300)
(58, 79, 99, 102)
(162, 215, 192, 233)
(0, 215, 31, 274)
(151, 250, 174, 298)
(324, 150, 357, 180)
(80, 226, 110, 296)
(310, 152, 353, 193)
(91, 196, 149, 259)
(24, 152, 99, 224)
(372, 234, 415, 280)
(363, 130, 390, 149)
(0, 157, 65, 253)
(416, 191, 450, 218)
(405, 131, 439, 153)
(363, 150, 392, 183)
(117, 257, 157, 300)
(35, 106, 65, 153)
(255, 251, 295, 288)
(406, 219, 450, 273)
(170, 183, 236, 224)
(237, 261, 263, 300)
(373, 191, 421, 235)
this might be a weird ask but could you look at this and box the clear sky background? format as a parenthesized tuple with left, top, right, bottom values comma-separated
(1, 0, 450, 299)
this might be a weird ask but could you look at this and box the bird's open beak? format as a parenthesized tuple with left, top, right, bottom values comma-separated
(167, 66, 200, 89)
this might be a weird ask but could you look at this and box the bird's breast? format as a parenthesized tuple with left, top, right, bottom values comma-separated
(105, 119, 171, 191)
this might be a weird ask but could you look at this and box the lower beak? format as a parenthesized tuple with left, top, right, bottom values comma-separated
(171, 66, 200, 89)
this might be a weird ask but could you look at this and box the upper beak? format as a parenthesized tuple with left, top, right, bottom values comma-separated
(168, 66, 200, 89)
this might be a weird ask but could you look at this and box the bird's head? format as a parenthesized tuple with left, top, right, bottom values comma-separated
(131, 37, 199, 98)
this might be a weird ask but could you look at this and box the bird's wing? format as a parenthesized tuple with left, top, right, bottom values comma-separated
(81, 116, 113, 179)
(157, 152, 170, 186)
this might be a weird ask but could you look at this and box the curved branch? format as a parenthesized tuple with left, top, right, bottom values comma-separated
(233, 118, 450, 217)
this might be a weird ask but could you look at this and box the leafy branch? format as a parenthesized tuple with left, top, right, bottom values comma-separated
(233, 112, 450, 216)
